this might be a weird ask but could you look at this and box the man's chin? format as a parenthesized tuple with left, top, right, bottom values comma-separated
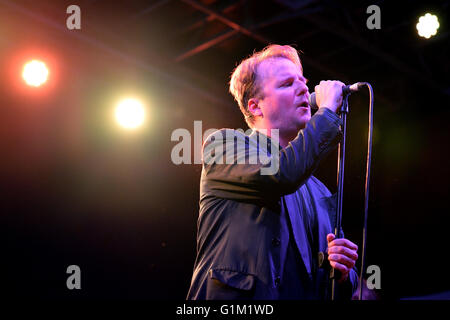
(298, 116, 311, 130)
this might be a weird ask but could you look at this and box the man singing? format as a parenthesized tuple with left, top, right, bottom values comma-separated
(187, 44, 358, 300)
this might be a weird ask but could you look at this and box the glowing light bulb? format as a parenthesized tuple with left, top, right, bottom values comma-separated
(22, 60, 49, 87)
(115, 98, 145, 129)
(416, 13, 439, 39)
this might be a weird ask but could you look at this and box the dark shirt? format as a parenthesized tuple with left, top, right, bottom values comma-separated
(278, 198, 313, 299)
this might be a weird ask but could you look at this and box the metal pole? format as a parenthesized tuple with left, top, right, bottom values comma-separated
(331, 94, 349, 300)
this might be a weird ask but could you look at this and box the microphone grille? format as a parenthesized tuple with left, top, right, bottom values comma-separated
(309, 93, 319, 109)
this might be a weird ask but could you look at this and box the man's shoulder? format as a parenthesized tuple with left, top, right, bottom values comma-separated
(204, 128, 253, 139)
(203, 128, 254, 146)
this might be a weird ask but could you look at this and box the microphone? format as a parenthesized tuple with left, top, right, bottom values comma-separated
(309, 82, 365, 109)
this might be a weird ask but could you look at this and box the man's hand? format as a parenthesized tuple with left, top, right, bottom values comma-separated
(314, 80, 345, 113)
(327, 233, 358, 283)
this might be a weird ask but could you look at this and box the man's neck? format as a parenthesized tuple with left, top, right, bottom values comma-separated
(279, 134, 296, 149)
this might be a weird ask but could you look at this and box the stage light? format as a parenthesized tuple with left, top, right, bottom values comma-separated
(22, 60, 49, 87)
(115, 98, 145, 129)
(416, 13, 439, 39)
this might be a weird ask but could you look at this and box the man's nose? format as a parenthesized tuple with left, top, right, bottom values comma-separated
(295, 80, 309, 96)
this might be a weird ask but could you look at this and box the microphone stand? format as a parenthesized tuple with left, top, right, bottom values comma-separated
(330, 93, 349, 301)
(329, 82, 374, 301)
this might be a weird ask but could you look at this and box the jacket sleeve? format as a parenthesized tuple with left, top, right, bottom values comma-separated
(335, 268, 359, 300)
(201, 107, 342, 200)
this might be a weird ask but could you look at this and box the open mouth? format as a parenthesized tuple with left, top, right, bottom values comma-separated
(297, 101, 309, 109)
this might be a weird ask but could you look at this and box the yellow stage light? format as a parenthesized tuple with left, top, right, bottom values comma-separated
(115, 98, 145, 129)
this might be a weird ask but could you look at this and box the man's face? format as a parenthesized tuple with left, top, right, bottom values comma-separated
(255, 57, 311, 134)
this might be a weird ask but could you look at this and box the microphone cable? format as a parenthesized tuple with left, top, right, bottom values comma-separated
(357, 82, 374, 300)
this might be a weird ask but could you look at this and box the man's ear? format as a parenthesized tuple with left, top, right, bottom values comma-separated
(248, 98, 263, 117)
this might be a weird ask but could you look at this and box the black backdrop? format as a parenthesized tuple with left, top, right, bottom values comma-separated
(1, 0, 450, 301)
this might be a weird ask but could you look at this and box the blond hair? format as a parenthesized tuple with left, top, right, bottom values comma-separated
(229, 44, 302, 127)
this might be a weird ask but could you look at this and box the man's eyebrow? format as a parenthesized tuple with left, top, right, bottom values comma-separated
(279, 74, 308, 83)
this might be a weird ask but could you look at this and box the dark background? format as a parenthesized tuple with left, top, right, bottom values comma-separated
(1, 0, 449, 300)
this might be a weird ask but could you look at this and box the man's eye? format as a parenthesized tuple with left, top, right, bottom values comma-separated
(283, 81, 293, 87)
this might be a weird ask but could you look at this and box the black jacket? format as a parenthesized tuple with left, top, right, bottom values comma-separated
(187, 107, 358, 300)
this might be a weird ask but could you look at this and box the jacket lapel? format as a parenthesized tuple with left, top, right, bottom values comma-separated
(316, 193, 336, 254)
(283, 192, 312, 275)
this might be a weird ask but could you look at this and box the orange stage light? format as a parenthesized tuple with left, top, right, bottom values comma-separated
(22, 60, 49, 87)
